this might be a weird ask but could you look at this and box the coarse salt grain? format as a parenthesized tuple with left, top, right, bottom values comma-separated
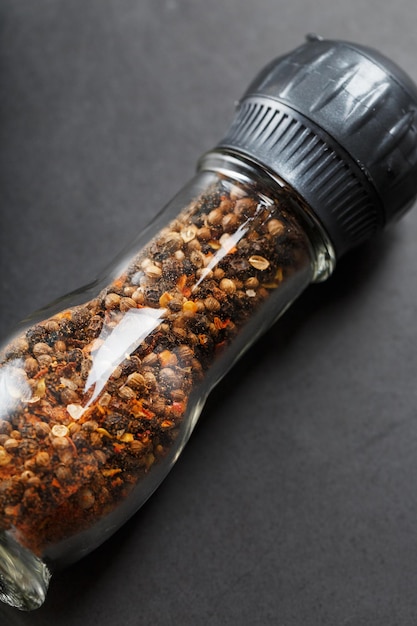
(66, 404, 84, 420)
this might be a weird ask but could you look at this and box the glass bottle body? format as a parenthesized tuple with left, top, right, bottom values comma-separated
(0, 152, 334, 609)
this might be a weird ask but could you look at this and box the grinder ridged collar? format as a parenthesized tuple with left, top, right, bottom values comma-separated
(217, 36, 417, 256)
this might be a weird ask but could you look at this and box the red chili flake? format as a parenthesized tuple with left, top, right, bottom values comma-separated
(97, 428, 113, 439)
(102, 468, 122, 478)
(33, 368, 49, 380)
(177, 274, 191, 297)
(159, 350, 177, 368)
(213, 316, 230, 330)
(51, 478, 61, 490)
(112, 274, 128, 290)
(4, 504, 21, 519)
(215, 340, 227, 354)
(170, 402, 185, 417)
(129, 399, 155, 420)
(55, 310, 72, 320)
(159, 292, 173, 308)
(141, 407, 155, 420)
(182, 300, 198, 314)
(177, 274, 187, 292)
(160, 419, 175, 429)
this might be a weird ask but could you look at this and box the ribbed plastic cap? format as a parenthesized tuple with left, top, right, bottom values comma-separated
(217, 36, 417, 256)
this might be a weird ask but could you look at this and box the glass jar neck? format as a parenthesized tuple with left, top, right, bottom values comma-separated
(198, 149, 336, 282)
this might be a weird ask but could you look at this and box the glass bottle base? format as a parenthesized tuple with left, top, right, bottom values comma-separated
(0, 531, 51, 611)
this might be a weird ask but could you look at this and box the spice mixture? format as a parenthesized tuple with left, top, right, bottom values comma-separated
(0, 176, 310, 557)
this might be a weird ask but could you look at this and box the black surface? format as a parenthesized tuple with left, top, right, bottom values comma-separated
(1, 2, 417, 625)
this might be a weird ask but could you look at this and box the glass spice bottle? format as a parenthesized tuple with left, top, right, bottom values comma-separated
(1, 36, 417, 611)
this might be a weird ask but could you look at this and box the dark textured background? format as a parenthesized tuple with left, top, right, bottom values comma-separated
(1, 2, 417, 625)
